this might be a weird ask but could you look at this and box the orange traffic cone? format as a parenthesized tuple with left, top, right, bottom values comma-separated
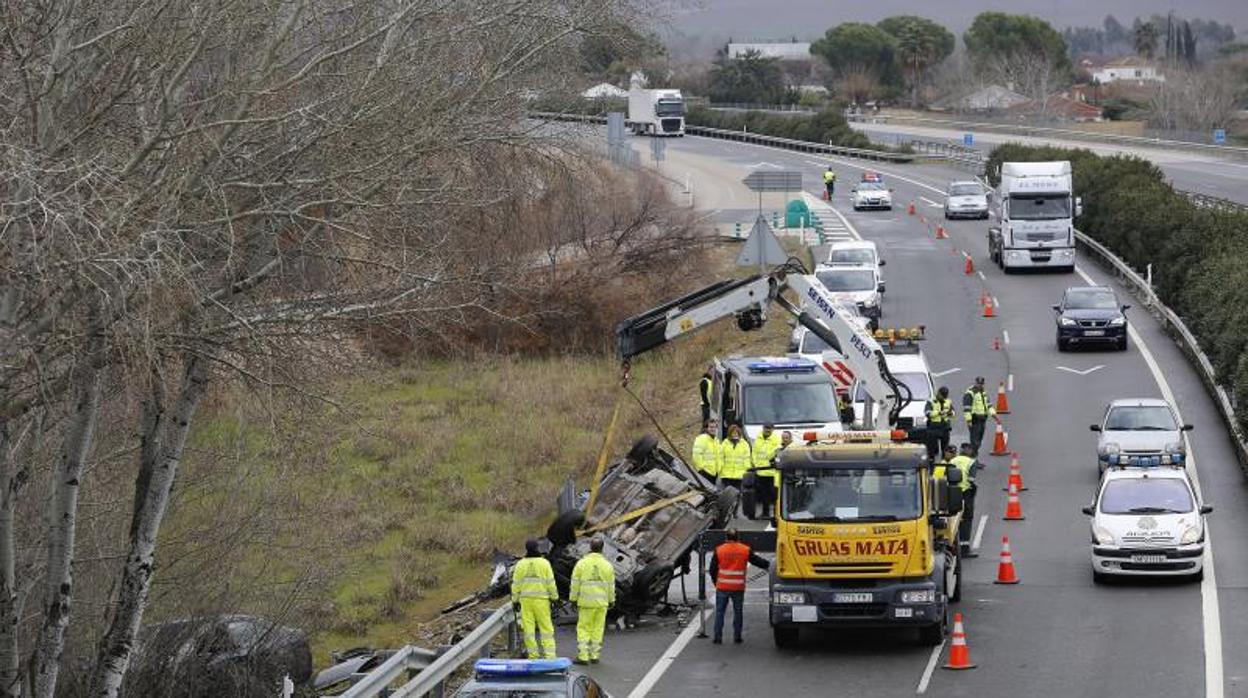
(994, 536, 1020, 584)
(982, 296, 996, 318)
(942, 613, 977, 670)
(936, 225, 948, 239)
(908, 202, 916, 215)
(964, 256, 974, 275)
(991, 421, 1009, 455)
(995, 382, 1010, 414)
(1005, 453, 1027, 491)
(1004, 481, 1025, 520)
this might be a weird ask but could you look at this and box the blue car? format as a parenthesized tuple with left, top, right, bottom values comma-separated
(454, 658, 612, 698)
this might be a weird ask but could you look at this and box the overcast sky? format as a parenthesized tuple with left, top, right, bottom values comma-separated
(665, 0, 1248, 48)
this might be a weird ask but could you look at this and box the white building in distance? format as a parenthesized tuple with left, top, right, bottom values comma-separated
(1092, 58, 1165, 84)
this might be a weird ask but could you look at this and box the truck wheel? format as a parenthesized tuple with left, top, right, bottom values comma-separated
(546, 510, 585, 547)
(626, 435, 659, 465)
(632, 561, 674, 603)
(946, 546, 962, 603)
(773, 625, 799, 649)
(918, 616, 946, 646)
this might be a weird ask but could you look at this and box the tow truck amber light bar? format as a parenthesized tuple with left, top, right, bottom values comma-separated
(872, 326, 926, 345)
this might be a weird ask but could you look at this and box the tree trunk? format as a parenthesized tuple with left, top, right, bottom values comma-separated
(0, 424, 20, 698)
(30, 340, 103, 698)
(90, 355, 207, 698)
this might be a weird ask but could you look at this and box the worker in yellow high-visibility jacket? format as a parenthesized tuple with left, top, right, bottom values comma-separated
(692, 420, 722, 479)
(570, 537, 616, 664)
(511, 539, 559, 659)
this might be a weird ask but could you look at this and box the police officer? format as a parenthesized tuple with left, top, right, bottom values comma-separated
(570, 537, 615, 664)
(837, 390, 855, 427)
(709, 528, 770, 644)
(750, 423, 783, 519)
(962, 376, 998, 456)
(719, 424, 752, 496)
(699, 366, 714, 425)
(951, 443, 980, 557)
(692, 420, 722, 481)
(510, 539, 559, 659)
(823, 166, 837, 199)
(924, 386, 954, 461)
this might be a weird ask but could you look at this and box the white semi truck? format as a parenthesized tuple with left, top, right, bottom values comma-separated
(987, 161, 1081, 273)
(627, 87, 685, 137)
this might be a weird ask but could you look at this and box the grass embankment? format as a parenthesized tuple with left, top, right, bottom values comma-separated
(169, 242, 808, 664)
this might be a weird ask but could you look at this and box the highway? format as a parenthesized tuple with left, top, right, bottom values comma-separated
(553, 132, 1248, 697)
(848, 119, 1248, 205)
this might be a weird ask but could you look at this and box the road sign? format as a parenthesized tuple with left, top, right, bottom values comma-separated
(742, 170, 802, 192)
(963, 133, 974, 146)
(736, 215, 788, 269)
(650, 136, 666, 162)
(1213, 129, 1227, 145)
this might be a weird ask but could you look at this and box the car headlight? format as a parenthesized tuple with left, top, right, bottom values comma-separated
(1093, 524, 1115, 545)
(1059, 317, 1077, 327)
(860, 296, 878, 307)
(1180, 525, 1202, 545)
(1109, 317, 1125, 326)
(1099, 442, 1120, 457)
(773, 592, 806, 605)
(1164, 441, 1184, 455)
(901, 589, 934, 604)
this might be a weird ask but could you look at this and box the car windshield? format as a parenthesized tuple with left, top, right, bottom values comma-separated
(655, 100, 684, 117)
(827, 248, 876, 265)
(1105, 406, 1178, 431)
(1065, 289, 1118, 310)
(854, 372, 932, 402)
(817, 269, 875, 292)
(743, 383, 839, 425)
(858, 182, 886, 191)
(1008, 194, 1071, 220)
(783, 467, 922, 522)
(1099, 478, 1194, 514)
(949, 184, 983, 196)
(799, 331, 841, 356)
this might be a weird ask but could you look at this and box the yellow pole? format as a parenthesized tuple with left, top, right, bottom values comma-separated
(582, 392, 625, 528)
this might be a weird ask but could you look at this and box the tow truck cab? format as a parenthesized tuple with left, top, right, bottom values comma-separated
(768, 432, 964, 648)
(709, 356, 843, 441)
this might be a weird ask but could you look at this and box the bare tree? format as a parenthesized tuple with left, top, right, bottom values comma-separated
(1148, 65, 1238, 132)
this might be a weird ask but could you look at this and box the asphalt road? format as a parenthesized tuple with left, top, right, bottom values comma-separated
(561, 133, 1248, 698)
(848, 120, 1248, 205)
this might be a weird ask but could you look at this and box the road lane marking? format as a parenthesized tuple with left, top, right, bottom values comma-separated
(977, 270, 986, 280)
(626, 608, 708, 698)
(916, 640, 946, 693)
(1075, 265, 1223, 698)
(1001, 330, 1010, 345)
(1007, 373, 1014, 391)
(932, 368, 961, 378)
(920, 196, 942, 208)
(992, 296, 1000, 309)
(971, 514, 989, 552)
(1055, 364, 1104, 375)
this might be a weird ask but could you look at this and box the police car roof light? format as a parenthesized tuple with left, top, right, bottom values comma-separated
(474, 658, 572, 677)
(747, 358, 817, 374)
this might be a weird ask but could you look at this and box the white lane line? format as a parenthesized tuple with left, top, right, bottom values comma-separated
(920, 196, 942, 208)
(1075, 265, 1223, 698)
(932, 368, 962, 378)
(971, 514, 989, 552)
(992, 296, 1000, 309)
(1002, 330, 1010, 345)
(916, 640, 946, 694)
(626, 608, 708, 698)
(1007, 374, 1014, 392)
(977, 270, 986, 280)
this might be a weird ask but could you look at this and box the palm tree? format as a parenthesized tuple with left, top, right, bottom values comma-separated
(1134, 21, 1159, 60)
(895, 23, 937, 108)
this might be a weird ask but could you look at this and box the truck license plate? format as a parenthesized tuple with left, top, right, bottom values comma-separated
(792, 605, 818, 623)
(1084, 330, 1105, 336)
(894, 607, 913, 618)
(1131, 554, 1166, 564)
(833, 593, 873, 603)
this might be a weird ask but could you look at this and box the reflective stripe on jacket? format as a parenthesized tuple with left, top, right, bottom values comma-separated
(926, 398, 953, 424)
(511, 557, 558, 602)
(692, 433, 722, 477)
(963, 389, 996, 422)
(715, 541, 751, 592)
(570, 552, 616, 608)
(719, 439, 752, 480)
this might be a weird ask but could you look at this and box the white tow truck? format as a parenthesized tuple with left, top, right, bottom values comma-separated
(988, 161, 1081, 273)
(627, 87, 685, 136)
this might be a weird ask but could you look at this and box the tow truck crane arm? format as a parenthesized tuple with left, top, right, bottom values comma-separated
(615, 260, 911, 427)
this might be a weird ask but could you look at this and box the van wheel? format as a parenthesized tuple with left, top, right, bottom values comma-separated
(773, 625, 799, 649)
(632, 562, 674, 603)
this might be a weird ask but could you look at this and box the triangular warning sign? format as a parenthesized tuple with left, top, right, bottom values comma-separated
(736, 215, 788, 268)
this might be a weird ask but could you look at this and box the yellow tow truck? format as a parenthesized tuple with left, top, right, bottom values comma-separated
(769, 430, 965, 647)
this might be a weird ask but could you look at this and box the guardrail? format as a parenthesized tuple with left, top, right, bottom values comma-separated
(1183, 191, 1248, 214)
(1073, 231, 1248, 476)
(340, 605, 517, 698)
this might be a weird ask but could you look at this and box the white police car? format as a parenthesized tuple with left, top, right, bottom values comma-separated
(850, 180, 893, 211)
(1091, 398, 1192, 473)
(1082, 466, 1211, 583)
(454, 658, 612, 697)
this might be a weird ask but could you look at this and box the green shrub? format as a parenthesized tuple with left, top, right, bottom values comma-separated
(683, 106, 890, 152)
(985, 144, 1248, 432)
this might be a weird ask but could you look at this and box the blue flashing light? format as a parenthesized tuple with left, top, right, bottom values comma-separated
(861, 172, 883, 183)
(746, 358, 817, 374)
(474, 658, 572, 677)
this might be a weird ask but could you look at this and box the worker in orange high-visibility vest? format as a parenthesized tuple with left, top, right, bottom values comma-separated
(708, 528, 770, 644)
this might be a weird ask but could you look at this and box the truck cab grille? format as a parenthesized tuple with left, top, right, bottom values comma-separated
(811, 562, 894, 575)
